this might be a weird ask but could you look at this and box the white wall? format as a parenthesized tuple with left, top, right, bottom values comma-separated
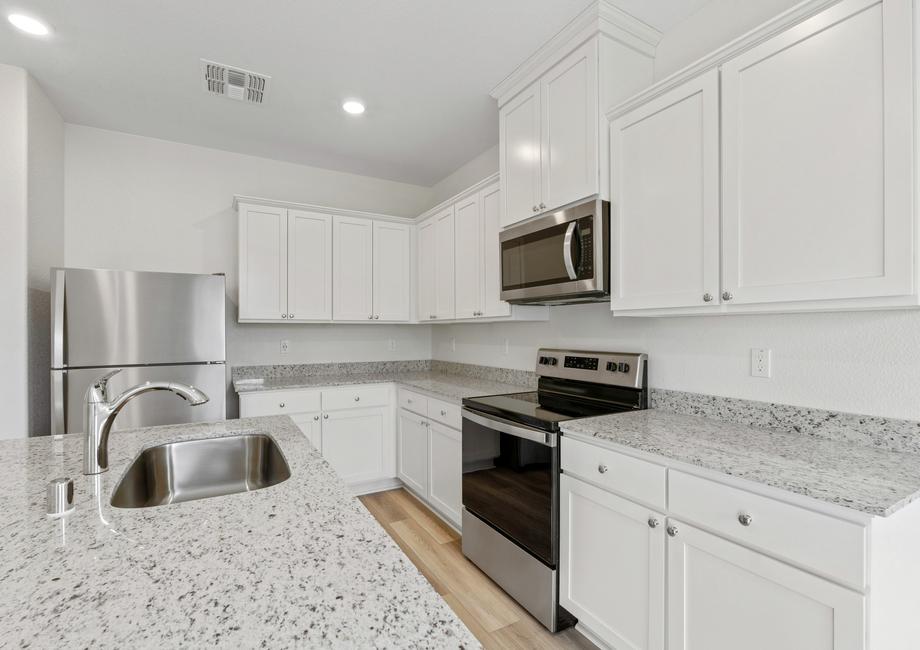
(0, 64, 29, 438)
(27, 76, 65, 436)
(63, 125, 433, 409)
(428, 144, 499, 206)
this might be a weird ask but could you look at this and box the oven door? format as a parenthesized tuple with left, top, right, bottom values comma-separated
(499, 198, 608, 304)
(461, 408, 559, 568)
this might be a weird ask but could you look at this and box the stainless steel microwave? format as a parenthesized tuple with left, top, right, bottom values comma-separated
(499, 197, 609, 304)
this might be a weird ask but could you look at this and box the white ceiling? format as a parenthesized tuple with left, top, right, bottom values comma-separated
(1, 0, 710, 186)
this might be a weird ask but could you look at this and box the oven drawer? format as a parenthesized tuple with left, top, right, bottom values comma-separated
(398, 389, 428, 416)
(428, 397, 461, 429)
(239, 389, 321, 417)
(561, 437, 666, 510)
(669, 470, 867, 589)
(321, 385, 390, 411)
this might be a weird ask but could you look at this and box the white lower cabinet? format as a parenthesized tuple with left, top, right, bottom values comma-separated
(289, 411, 322, 452)
(397, 408, 429, 496)
(667, 521, 865, 650)
(560, 474, 665, 650)
(322, 407, 389, 484)
(427, 422, 462, 524)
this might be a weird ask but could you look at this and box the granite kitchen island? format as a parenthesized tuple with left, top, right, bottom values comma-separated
(0, 416, 478, 649)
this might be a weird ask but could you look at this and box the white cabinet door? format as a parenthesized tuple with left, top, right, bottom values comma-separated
(427, 422, 462, 526)
(668, 520, 865, 650)
(560, 475, 665, 650)
(397, 409, 428, 496)
(417, 219, 437, 322)
(372, 221, 411, 321)
(453, 195, 482, 320)
(238, 204, 288, 320)
(500, 81, 542, 227)
(332, 216, 374, 321)
(541, 38, 598, 213)
(480, 182, 511, 318)
(289, 411, 322, 452)
(721, 0, 913, 306)
(287, 210, 332, 320)
(321, 407, 388, 484)
(434, 207, 456, 320)
(610, 69, 721, 312)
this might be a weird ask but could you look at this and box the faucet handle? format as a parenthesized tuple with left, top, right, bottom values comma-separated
(91, 369, 122, 402)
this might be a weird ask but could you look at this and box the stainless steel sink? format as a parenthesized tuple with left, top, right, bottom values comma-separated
(110, 434, 291, 509)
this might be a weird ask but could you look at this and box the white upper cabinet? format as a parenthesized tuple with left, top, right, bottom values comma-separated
(541, 39, 599, 213)
(333, 217, 374, 321)
(500, 82, 542, 229)
(720, 0, 913, 307)
(480, 182, 511, 318)
(610, 69, 721, 312)
(288, 210, 333, 321)
(454, 194, 482, 319)
(372, 221, 411, 321)
(417, 219, 437, 322)
(238, 203, 288, 321)
(434, 207, 456, 320)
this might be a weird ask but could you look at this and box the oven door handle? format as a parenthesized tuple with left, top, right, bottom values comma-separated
(462, 408, 557, 447)
(563, 222, 578, 280)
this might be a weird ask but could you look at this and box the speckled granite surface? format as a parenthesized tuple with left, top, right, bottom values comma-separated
(232, 360, 432, 381)
(561, 409, 920, 517)
(0, 416, 478, 648)
(233, 366, 533, 403)
(651, 388, 920, 454)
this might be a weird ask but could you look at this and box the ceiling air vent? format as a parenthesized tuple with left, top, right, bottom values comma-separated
(201, 59, 270, 104)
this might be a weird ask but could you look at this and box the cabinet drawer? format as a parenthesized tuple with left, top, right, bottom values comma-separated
(428, 397, 461, 429)
(398, 389, 428, 416)
(239, 389, 321, 417)
(668, 470, 866, 589)
(561, 437, 666, 510)
(322, 384, 390, 411)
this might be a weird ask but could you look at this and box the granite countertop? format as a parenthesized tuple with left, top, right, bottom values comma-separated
(234, 370, 533, 403)
(0, 416, 479, 648)
(561, 409, 920, 518)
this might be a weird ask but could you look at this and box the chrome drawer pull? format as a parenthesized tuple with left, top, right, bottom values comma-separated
(597, 464, 608, 474)
(738, 513, 753, 527)
(648, 517, 660, 529)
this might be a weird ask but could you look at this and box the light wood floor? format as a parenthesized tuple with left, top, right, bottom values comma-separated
(359, 488, 597, 650)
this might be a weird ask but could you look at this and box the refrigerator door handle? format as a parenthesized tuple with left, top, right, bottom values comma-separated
(51, 268, 65, 368)
(51, 370, 67, 436)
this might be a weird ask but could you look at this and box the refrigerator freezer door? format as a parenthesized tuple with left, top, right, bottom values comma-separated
(52, 268, 226, 368)
(51, 364, 226, 435)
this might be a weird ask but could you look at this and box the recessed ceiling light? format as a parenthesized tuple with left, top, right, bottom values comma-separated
(7, 13, 50, 36)
(342, 100, 365, 115)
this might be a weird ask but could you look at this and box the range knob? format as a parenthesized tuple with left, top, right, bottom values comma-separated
(619, 362, 630, 373)
(548, 357, 557, 366)
(606, 361, 618, 372)
(539, 356, 548, 365)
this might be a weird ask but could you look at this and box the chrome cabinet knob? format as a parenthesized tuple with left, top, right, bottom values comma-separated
(597, 464, 608, 474)
(282, 313, 287, 319)
(354, 396, 360, 402)
(532, 205, 538, 212)
(648, 517, 660, 529)
(313, 415, 319, 421)
(440, 409, 447, 416)
(279, 403, 285, 408)
(666, 525, 679, 537)
(539, 202, 546, 209)
(738, 513, 753, 527)
(323, 413, 329, 420)
(368, 315, 373, 319)
(407, 399, 413, 404)
(374, 315, 379, 320)
(703, 292, 713, 302)
(289, 314, 294, 319)
(722, 291, 734, 301)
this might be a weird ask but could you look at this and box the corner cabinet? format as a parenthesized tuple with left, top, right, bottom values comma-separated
(608, 0, 918, 316)
(416, 177, 548, 324)
(236, 197, 412, 323)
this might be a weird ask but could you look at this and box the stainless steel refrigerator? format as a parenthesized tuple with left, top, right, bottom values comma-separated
(50, 267, 227, 435)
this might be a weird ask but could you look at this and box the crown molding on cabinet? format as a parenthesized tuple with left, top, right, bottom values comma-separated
(606, 0, 845, 121)
(232, 194, 415, 225)
(490, 0, 662, 107)
(416, 172, 500, 222)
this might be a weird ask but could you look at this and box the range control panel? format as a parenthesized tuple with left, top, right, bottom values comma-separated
(536, 349, 647, 389)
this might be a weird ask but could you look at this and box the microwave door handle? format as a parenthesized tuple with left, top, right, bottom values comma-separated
(563, 222, 578, 280)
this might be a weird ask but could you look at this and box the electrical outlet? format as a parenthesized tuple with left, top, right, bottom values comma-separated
(751, 348, 771, 378)
(387, 339, 397, 351)
(280, 339, 290, 355)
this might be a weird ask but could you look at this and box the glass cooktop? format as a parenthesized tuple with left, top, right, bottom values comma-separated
(462, 390, 635, 432)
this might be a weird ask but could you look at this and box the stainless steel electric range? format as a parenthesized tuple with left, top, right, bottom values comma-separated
(460, 349, 648, 632)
